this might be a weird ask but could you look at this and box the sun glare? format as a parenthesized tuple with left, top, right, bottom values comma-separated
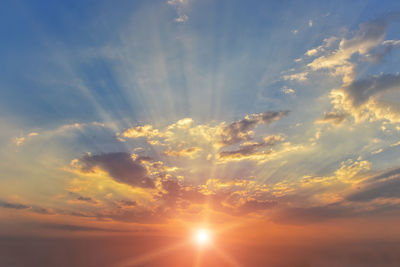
(194, 229, 211, 246)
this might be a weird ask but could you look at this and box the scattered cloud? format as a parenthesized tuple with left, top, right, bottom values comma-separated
(217, 111, 289, 146)
(307, 19, 387, 85)
(119, 112, 289, 152)
(217, 135, 285, 163)
(281, 86, 295, 95)
(287, 15, 400, 125)
(164, 146, 202, 158)
(315, 111, 348, 125)
(283, 72, 308, 82)
(122, 125, 163, 139)
(371, 148, 384, 155)
(167, 0, 190, 23)
(13, 136, 25, 146)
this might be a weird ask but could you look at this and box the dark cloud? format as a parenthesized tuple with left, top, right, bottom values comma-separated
(102, 209, 167, 224)
(62, 205, 165, 224)
(0, 200, 55, 215)
(362, 41, 399, 63)
(346, 166, 400, 202)
(272, 204, 353, 224)
(80, 152, 155, 188)
(367, 167, 400, 182)
(31, 207, 55, 215)
(340, 12, 400, 62)
(273, 167, 400, 224)
(77, 196, 97, 204)
(219, 111, 289, 146)
(67, 192, 99, 205)
(41, 223, 127, 232)
(0, 200, 30, 210)
(218, 142, 267, 159)
(116, 200, 137, 207)
(66, 211, 93, 218)
(316, 111, 348, 125)
(158, 179, 206, 207)
(341, 20, 386, 51)
(347, 175, 400, 202)
(218, 135, 283, 161)
(345, 73, 400, 107)
(239, 199, 277, 213)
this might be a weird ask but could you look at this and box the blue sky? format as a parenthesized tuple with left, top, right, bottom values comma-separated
(2, 0, 399, 128)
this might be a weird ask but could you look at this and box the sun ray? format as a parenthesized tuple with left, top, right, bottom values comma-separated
(211, 244, 242, 267)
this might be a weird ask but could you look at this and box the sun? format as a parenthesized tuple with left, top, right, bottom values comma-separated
(193, 228, 211, 246)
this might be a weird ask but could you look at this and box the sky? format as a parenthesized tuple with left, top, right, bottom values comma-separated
(1, 0, 400, 266)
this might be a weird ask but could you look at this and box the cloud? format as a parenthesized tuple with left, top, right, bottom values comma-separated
(239, 199, 277, 212)
(167, 118, 194, 129)
(77, 196, 96, 203)
(0, 200, 30, 210)
(315, 111, 348, 125)
(77, 152, 155, 188)
(299, 14, 400, 87)
(217, 135, 285, 163)
(368, 167, 400, 182)
(304, 38, 339, 58)
(295, 15, 400, 124)
(67, 192, 99, 205)
(218, 142, 273, 163)
(382, 40, 400, 46)
(0, 200, 54, 215)
(31, 207, 55, 215)
(305, 47, 322, 57)
(121, 125, 163, 139)
(40, 223, 131, 232)
(307, 19, 387, 85)
(114, 199, 137, 208)
(347, 176, 400, 202)
(330, 73, 400, 123)
(346, 73, 400, 107)
(167, 0, 190, 23)
(347, 167, 400, 202)
(282, 72, 308, 81)
(12, 132, 39, 146)
(218, 111, 289, 146)
(271, 163, 399, 224)
(281, 86, 295, 95)
(362, 39, 400, 63)
(272, 204, 352, 224)
(13, 136, 25, 146)
(164, 147, 201, 158)
(119, 112, 289, 153)
(299, 158, 371, 204)
(156, 177, 278, 216)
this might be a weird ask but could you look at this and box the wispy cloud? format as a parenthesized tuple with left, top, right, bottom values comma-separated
(167, 0, 190, 23)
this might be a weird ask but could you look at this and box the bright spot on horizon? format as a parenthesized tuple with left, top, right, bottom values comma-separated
(193, 228, 211, 246)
